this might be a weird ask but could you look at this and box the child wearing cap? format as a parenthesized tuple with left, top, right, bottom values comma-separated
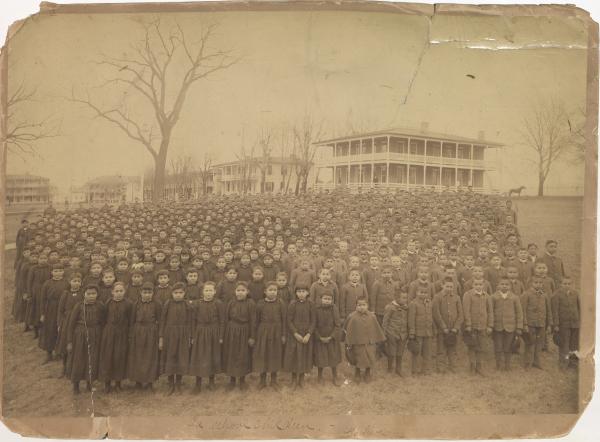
(128, 280, 162, 391)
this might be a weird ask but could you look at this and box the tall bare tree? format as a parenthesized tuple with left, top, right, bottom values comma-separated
(520, 98, 577, 196)
(234, 140, 255, 194)
(169, 154, 195, 200)
(198, 152, 215, 195)
(69, 18, 238, 202)
(255, 128, 273, 193)
(5, 81, 60, 158)
(292, 113, 324, 194)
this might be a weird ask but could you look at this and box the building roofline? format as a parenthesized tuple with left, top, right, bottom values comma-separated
(212, 156, 303, 168)
(313, 128, 503, 147)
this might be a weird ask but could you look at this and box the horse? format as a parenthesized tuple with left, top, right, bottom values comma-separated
(508, 186, 526, 197)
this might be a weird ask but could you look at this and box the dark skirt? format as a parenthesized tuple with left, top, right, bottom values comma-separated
(98, 324, 129, 381)
(222, 322, 252, 377)
(283, 336, 313, 373)
(252, 323, 283, 373)
(67, 324, 102, 382)
(127, 323, 160, 383)
(313, 339, 342, 368)
(160, 325, 191, 375)
(38, 314, 59, 353)
(189, 324, 222, 377)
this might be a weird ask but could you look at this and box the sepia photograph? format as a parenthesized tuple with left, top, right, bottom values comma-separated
(0, 0, 597, 439)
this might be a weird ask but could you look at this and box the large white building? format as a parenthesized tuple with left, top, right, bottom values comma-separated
(84, 175, 143, 205)
(5, 174, 50, 205)
(211, 156, 314, 195)
(313, 127, 501, 192)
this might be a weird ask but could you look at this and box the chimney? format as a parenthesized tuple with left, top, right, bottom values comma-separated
(478, 130, 485, 140)
(420, 121, 429, 133)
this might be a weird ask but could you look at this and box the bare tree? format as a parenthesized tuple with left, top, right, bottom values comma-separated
(279, 126, 294, 194)
(234, 140, 255, 194)
(5, 81, 60, 158)
(567, 106, 587, 163)
(292, 113, 325, 194)
(169, 154, 195, 200)
(197, 152, 215, 195)
(254, 128, 273, 193)
(520, 98, 577, 196)
(69, 18, 238, 202)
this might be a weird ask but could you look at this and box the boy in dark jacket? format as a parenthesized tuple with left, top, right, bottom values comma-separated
(521, 276, 552, 369)
(433, 277, 464, 373)
(382, 290, 409, 376)
(551, 276, 580, 369)
(408, 287, 434, 376)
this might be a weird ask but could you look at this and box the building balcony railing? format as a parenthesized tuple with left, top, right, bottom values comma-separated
(325, 153, 486, 168)
(315, 182, 487, 193)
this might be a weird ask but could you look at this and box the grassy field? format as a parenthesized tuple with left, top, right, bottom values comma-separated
(1, 197, 581, 417)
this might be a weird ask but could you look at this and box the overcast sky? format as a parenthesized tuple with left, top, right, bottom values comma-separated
(6, 9, 589, 195)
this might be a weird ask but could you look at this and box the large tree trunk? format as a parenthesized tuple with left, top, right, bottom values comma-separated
(537, 172, 545, 197)
(153, 142, 169, 203)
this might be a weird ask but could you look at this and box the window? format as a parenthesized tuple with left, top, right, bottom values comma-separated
(473, 145, 485, 160)
(350, 140, 360, 155)
(281, 166, 287, 176)
(442, 142, 456, 158)
(410, 139, 425, 155)
(426, 140, 441, 157)
(336, 142, 349, 157)
(374, 137, 388, 153)
(389, 137, 408, 154)
(457, 144, 471, 159)
(361, 138, 373, 154)
(265, 182, 274, 192)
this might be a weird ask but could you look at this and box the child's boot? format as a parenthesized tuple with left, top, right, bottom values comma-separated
(226, 376, 236, 391)
(504, 353, 511, 371)
(476, 362, 486, 377)
(193, 377, 202, 394)
(166, 375, 175, 396)
(86, 381, 92, 392)
(135, 382, 143, 390)
(317, 367, 324, 384)
(331, 367, 340, 386)
(42, 351, 52, 365)
(270, 372, 280, 390)
(114, 381, 122, 392)
(395, 356, 403, 377)
(72, 381, 80, 395)
(239, 376, 248, 391)
(175, 375, 183, 393)
(363, 368, 372, 383)
(258, 373, 267, 390)
(104, 381, 112, 394)
(208, 375, 216, 391)
(354, 368, 362, 384)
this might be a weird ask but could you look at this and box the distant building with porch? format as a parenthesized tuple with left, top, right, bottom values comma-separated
(212, 156, 313, 195)
(84, 175, 143, 205)
(313, 127, 501, 193)
(143, 170, 216, 201)
(6, 174, 50, 205)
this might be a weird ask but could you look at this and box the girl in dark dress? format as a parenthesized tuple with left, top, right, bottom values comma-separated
(99, 281, 133, 393)
(248, 266, 266, 303)
(67, 285, 106, 394)
(56, 273, 83, 377)
(314, 292, 343, 386)
(189, 282, 225, 393)
(98, 268, 116, 304)
(253, 281, 286, 390)
(222, 281, 256, 391)
(26, 254, 51, 338)
(159, 282, 192, 395)
(39, 263, 69, 363)
(128, 282, 162, 391)
(283, 285, 316, 389)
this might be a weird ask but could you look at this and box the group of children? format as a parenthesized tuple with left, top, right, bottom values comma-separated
(10, 189, 580, 396)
